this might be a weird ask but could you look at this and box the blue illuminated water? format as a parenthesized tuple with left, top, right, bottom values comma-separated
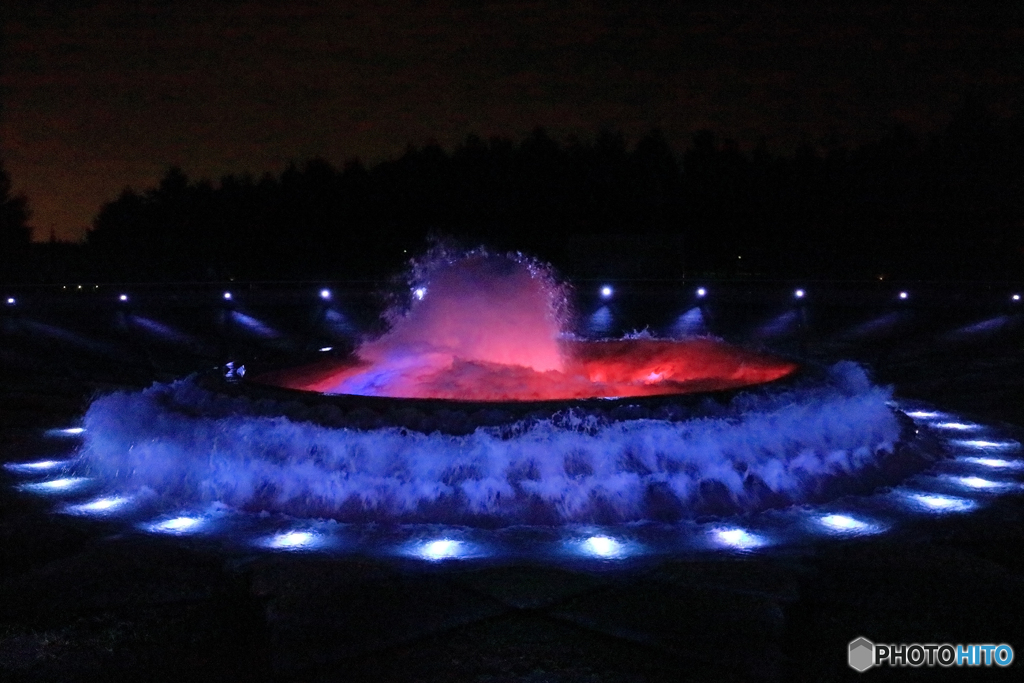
(5, 277, 1024, 568)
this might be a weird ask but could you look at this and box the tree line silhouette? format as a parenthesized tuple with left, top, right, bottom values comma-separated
(4, 99, 1023, 283)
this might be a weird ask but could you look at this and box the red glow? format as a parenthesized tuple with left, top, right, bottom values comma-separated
(256, 338, 796, 402)
(255, 253, 795, 401)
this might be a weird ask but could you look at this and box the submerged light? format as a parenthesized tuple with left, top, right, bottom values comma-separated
(5, 459, 71, 473)
(933, 422, 981, 432)
(899, 291, 908, 300)
(905, 410, 945, 420)
(948, 476, 1013, 491)
(696, 287, 707, 298)
(952, 439, 1021, 451)
(600, 285, 613, 299)
(413, 287, 427, 301)
(902, 492, 977, 513)
(320, 289, 331, 300)
(146, 516, 206, 535)
(1013, 294, 1020, 302)
(713, 527, 767, 550)
(263, 530, 322, 550)
(5, 297, 14, 305)
(581, 535, 624, 558)
(416, 539, 467, 561)
(64, 495, 133, 516)
(817, 514, 883, 535)
(223, 291, 232, 301)
(118, 294, 128, 302)
(959, 456, 1024, 470)
(794, 289, 805, 299)
(22, 477, 90, 494)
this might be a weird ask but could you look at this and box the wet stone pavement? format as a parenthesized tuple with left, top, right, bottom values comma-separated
(2, 288, 1024, 681)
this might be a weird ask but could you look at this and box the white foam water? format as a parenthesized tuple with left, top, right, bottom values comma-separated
(81, 362, 900, 524)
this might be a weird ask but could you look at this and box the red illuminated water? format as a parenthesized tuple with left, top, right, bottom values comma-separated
(264, 338, 794, 401)
(258, 251, 796, 401)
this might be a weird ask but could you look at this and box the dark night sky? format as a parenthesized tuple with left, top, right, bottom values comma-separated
(2, 0, 1021, 242)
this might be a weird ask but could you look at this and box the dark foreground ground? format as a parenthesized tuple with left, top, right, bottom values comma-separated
(2, 282, 1023, 681)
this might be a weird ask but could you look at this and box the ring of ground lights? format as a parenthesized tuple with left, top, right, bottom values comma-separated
(6, 405, 1022, 562)
(7, 249, 1024, 563)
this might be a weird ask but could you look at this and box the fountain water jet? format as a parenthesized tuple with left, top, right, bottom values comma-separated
(259, 250, 797, 401)
(72, 249, 923, 527)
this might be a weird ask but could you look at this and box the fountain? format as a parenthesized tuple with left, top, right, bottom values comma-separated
(11, 247, 1019, 563)
(71, 249, 921, 528)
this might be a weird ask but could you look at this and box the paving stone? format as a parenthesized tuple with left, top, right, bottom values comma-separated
(455, 565, 612, 610)
(338, 611, 746, 683)
(248, 558, 508, 675)
(783, 536, 1024, 681)
(0, 537, 234, 624)
(643, 557, 803, 603)
(549, 578, 785, 681)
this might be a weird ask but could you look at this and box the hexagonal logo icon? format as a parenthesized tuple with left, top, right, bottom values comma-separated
(849, 637, 875, 672)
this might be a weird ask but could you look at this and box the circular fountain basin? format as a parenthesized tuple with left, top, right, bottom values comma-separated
(252, 337, 799, 403)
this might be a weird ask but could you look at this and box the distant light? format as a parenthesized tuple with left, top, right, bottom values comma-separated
(902, 492, 976, 513)
(413, 287, 427, 301)
(4, 459, 71, 473)
(934, 422, 980, 431)
(1013, 294, 1021, 302)
(600, 285, 613, 299)
(22, 477, 90, 494)
(318, 346, 333, 352)
(696, 287, 707, 298)
(118, 294, 128, 302)
(146, 516, 206, 535)
(713, 527, 766, 550)
(64, 496, 133, 516)
(817, 514, 881, 535)
(898, 291, 908, 300)
(263, 530, 322, 550)
(222, 291, 232, 300)
(319, 289, 331, 300)
(5, 297, 13, 305)
(794, 289, 805, 299)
